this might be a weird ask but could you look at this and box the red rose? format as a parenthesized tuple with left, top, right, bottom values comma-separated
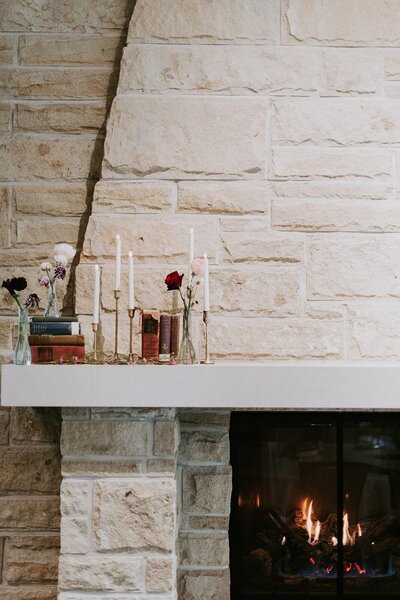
(165, 271, 184, 291)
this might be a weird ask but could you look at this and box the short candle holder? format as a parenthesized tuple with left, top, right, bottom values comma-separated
(128, 308, 136, 363)
(113, 289, 121, 360)
(91, 322, 98, 362)
(201, 310, 214, 365)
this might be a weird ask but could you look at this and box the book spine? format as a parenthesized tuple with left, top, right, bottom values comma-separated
(30, 322, 81, 335)
(30, 317, 78, 323)
(141, 311, 160, 360)
(29, 334, 85, 346)
(171, 314, 180, 357)
(31, 345, 85, 364)
(159, 314, 172, 362)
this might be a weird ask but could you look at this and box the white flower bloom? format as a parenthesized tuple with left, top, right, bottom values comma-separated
(54, 243, 75, 260)
(54, 254, 68, 266)
(40, 261, 52, 271)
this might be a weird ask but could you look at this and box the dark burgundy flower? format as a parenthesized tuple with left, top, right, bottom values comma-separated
(24, 293, 40, 309)
(165, 271, 184, 291)
(55, 263, 66, 280)
(2, 277, 27, 295)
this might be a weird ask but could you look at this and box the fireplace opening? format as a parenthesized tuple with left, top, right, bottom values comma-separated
(230, 413, 400, 599)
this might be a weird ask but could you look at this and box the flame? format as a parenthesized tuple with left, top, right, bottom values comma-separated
(343, 513, 350, 545)
(332, 536, 338, 546)
(306, 499, 314, 543)
(256, 494, 261, 508)
(301, 498, 362, 547)
(281, 535, 286, 546)
(314, 520, 321, 544)
(357, 523, 362, 538)
(238, 494, 243, 507)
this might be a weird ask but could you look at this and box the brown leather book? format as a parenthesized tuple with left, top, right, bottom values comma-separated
(171, 314, 180, 357)
(29, 334, 85, 346)
(141, 310, 160, 360)
(159, 314, 172, 362)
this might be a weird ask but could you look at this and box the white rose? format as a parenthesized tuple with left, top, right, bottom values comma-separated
(54, 243, 75, 260)
(54, 254, 68, 266)
(40, 261, 52, 271)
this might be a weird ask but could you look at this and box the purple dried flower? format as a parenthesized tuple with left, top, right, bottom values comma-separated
(38, 275, 50, 288)
(54, 263, 66, 280)
(2, 277, 27, 295)
(24, 293, 40, 309)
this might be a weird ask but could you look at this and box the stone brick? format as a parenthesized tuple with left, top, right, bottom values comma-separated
(211, 318, 343, 359)
(0, 135, 101, 181)
(183, 467, 232, 514)
(307, 234, 400, 299)
(91, 407, 175, 419)
(0, 1, 130, 32)
(62, 421, 148, 457)
(186, 515, 230, 531)
(4, 535, 59, 584)
(0, 411, 9, 445)
(14, 184, 89, 217)
(0, 447, 60, 494)
(146, 557, 174, 593)
(348, 305, 400, 359)
(15, 218, 80, 246)
(211, 268, 302, 316)
(179, 411, 230, 430)
(93, 479, 175, 552)
(271, 181, 393, 201)
(220, 217, 268, 232)
(0, 319, 12, 356)
(129, 0, 280, 44)
(0, 497, 60, 529)
(62, 459, 142, 477)
(0, 586, 57, 600)
(94, 180, 176, 213)
(0, 104, 9, 131)
(385, 50, 400, 79)
(0, 68, 117, 99)
(146, 459, 175, 474)
(178, 182, 268, 214)
(103, 96, 267, 179)
(19, 34, 122, 65)
(83, 214, 219, 262)
(61, 518, 89, 554)
(272, 98, 400, 145)
(119, 44, 318, 95)
(11, 407, 61, 443)
(0, 187, 10, 247)
(60, 480, 90, 517)
(271, 147, 392, 180)
(58, 555, 144, 592)
(179, 431, 229, 464)
(384, 81, 400, 97)
(61, 408, 90, 419)
(221, 231, 304, 264)
(178, 569, 230, 600)
(15, 103, 106, 133)
(153, 421, 177, 456)
(320, 50, 383, 96)
(282, 0, 400, 46)
(0, 36, 14, 64)
(179, 533, 229, 567)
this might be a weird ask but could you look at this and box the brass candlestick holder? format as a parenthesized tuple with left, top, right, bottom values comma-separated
(128, 308, 136, 362)
(113, 289, 121, 360)
(201, 310, 214, 365)
(91, 322, 98, 362)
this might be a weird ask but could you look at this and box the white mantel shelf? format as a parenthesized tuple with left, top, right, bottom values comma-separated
(2, 362, 400, 409)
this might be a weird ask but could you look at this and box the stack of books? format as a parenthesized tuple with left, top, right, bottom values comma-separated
(29, 317, 85, 363)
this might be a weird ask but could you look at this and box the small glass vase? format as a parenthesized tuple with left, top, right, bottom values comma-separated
(44, 280, 60, 318)
(178, 307, 197, 364)
(13, 306, 31, 365)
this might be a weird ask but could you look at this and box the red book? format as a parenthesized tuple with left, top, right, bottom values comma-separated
(141, 311, 160, 360)
(31, 345, 85, 364)
(159, 313, 172, 362)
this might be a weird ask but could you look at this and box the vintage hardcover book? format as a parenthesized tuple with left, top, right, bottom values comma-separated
(29, 334, 85, 347)
(171, 314, 180, 357)
(141, 310, 160, 360)
(30, 321, 81, 335)
(30, 316, 78, 322)
(31, 345, 85, 364)
(159, 313, 172, 362)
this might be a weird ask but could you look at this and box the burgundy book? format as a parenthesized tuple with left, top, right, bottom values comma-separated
(31, 345, 85, 364)
(159, 314, 172, 362)
(29, 334, 85, 346)
(141, 310, 160, 360)
(171, 314, 180, 357)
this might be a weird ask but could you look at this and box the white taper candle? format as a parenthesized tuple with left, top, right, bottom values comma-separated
(128, 251, 135, 309)
(115, 234, 121, 290)
(93, 264, 100, 324)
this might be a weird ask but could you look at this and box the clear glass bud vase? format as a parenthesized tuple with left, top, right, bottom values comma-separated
(178, 307, 196, 364)
(44, 280, 60, 318)
(13, 306, 31, 365)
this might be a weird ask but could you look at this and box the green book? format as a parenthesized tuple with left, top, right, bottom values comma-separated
(30, 316, 78, 322)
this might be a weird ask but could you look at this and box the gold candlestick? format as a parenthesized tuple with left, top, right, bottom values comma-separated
(201, 310, 214, 365)
(113, 289, 121, 360)
(128, 308, 136, 362)
(91, 322, 98, 362)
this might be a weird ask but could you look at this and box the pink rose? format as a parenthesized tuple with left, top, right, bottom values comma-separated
(190, 257, 205, 277)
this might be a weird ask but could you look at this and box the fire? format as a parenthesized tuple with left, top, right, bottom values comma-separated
(256, 494, 261, 508)
(301, 498, 362, 547)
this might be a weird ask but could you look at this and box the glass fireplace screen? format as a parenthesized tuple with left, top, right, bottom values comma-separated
(230, 413, 400, 599)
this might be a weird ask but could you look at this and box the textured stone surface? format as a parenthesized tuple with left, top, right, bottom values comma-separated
(93, 479, 175, 552)
(0, 497, 60, 529)
(4, 535, 59, 584)
(0, 186, 10, 247)
(62, 459, 142, 477)
(15, 103, 106, 133)
(14, 184, 88, 217)
(61, 421, 148, 456)
(179, 411, 230, 430)
(0, 412, 9, 445)
(179, 533, 229, 567)
(94, 180, 176, 213)
(11, 408, 61, 443)
(60, 481, 90, 517)
(0, 447, 60, 494)
(119, 45, 318, 95)
(282, 0, 400, 46)
(178, 181, 268, 214)
(153, 421, 177, 456)
(221, 231, 304, 264)
(59, 555, 144, 592)
(146, 557, 174, 593)
(0, 587, 57, 600)
(307, 234, 400, 299)
(103, 96, 267, 179)
(19, 34, 122, 65)
(0, 36, 15, 63)
(320, 50, 383, 95)
(178, 569, 230, 600)
(129, 0, 280, 44)
(348, 305, 400, 359)
(15, 218, 80, 246)
(183, 467, 232, 514)
(61, 518, 89, 554)
(0, 104, 9, 131)
(179, 431, 230, 464)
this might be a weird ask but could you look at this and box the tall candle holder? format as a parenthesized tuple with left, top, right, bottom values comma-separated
(113, 289, 121, 360)
(201, 310, 214, 365)
(128, 308, 136, 362)
(91, 322, 98, 362)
